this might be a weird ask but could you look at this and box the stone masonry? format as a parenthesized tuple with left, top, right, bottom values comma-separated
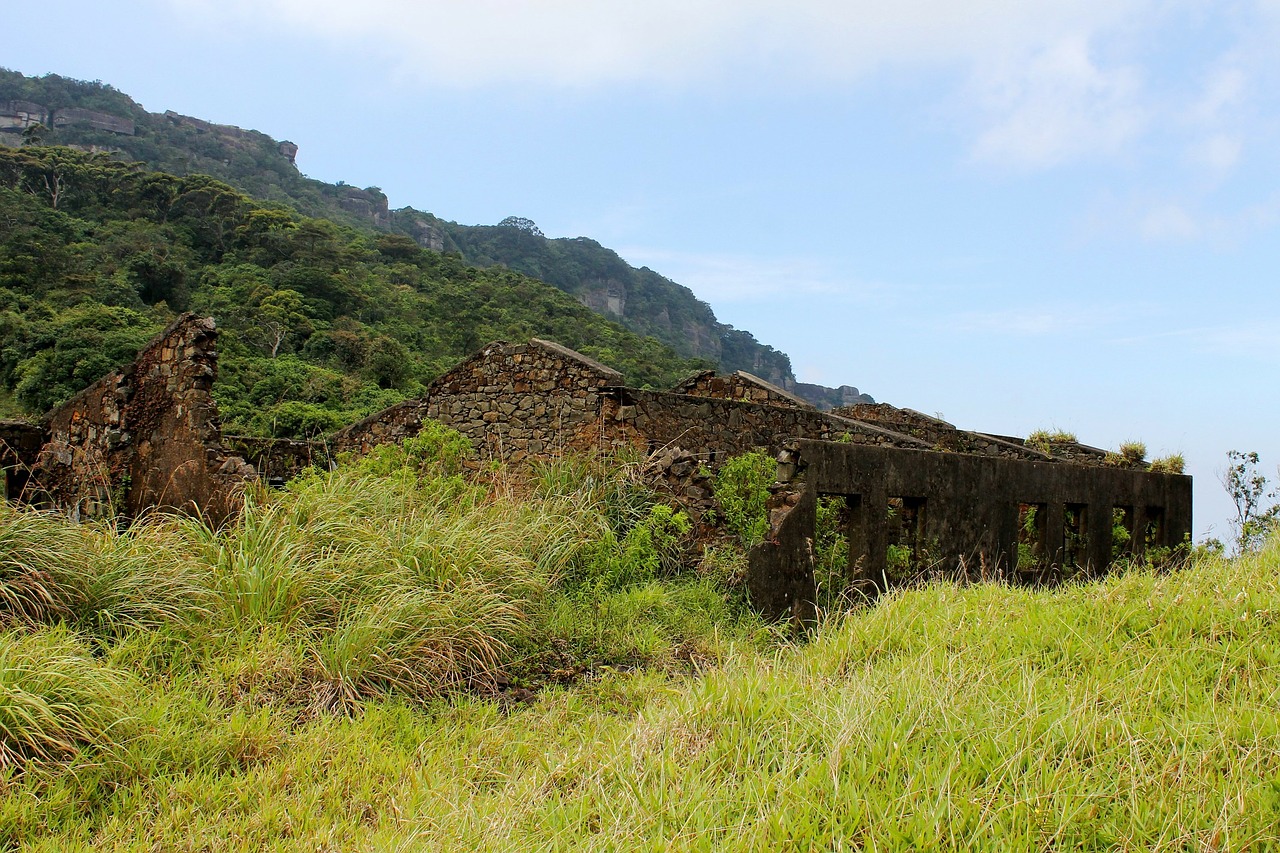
(18, 314, 254, 522)
(0, 320, 1192, 626)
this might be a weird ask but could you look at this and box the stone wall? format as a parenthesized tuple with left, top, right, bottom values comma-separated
(0, 420, 46, 500)
(332, 339, 624, 462)
(673, 369, 811, 408)
(599, 388, 928, 463)
(28, 314, 253, 521)
(0, 323, 1194, 628)
(837, 403, 1048, 461)
(223, 436, 328, 487)
(332, 340, 934, 520)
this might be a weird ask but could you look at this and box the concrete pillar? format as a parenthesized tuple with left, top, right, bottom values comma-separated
(1085, 502, 1113, 576)
(995, 501, 1020, 576)
(1131, 505, 1149, 559)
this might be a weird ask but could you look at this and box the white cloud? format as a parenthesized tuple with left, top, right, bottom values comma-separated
(1135, 193, 1280, 243)
(951, 305, 1119, 337)
(164, 0, 1277, 174)
(167, 0, 1151, 88)
(1114, 320, 1280, 362)
(968, 35, 1146, 168)
(1140, 203, 1201, 240)
(1188, 67, 1247, 126)
(1187, 133, 1243, 175)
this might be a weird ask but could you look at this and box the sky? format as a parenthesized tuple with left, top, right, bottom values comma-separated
(4, 0, 1279, 540)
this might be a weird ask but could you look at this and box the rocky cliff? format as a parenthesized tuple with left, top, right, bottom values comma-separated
(0, 68, 872, 407)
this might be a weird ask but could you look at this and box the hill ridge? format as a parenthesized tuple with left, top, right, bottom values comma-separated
(0, 67, 872, 409)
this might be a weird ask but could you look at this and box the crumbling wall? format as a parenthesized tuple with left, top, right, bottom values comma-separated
(0, 420, 46, 500)
(30, 314, 253, 521)
(1, 322, 1196, 628)
(332, 339, 624, 462)
(331, 341, 934, 522)
(673, 369, 811, 408)
(223, 436, 328, 486)
(601, 388, 929, 462)
(837, 403, 1049, 461)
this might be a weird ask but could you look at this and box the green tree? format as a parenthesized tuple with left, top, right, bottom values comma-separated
(1222, 451, 1280, 555)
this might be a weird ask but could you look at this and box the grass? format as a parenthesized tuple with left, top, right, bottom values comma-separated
(2, 438, 1279, 849)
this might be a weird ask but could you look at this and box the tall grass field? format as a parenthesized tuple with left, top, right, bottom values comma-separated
(1, 433, 1277, 850)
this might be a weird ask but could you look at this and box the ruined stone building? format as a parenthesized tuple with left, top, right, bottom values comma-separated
(0, 315, 1191, 622)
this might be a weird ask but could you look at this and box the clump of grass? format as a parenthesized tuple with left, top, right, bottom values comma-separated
(0, 503, 203, 633)
(0, 627, 131, 772)
(311, 582, 524, 714)
(1150, 452, 1185, 474)
(0, 505, 93, 626)
(1120, 439, 1147, 464)
(1026, 428, 1077, 453)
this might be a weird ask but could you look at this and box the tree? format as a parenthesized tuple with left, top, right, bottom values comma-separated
(20, 122, 46, 146)
(249, 289, 313, 358)
(496, 216, 544, 238)
(1221, 450, 1280, 555)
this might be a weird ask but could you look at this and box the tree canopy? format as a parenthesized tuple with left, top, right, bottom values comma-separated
(0, 146, 707, 436)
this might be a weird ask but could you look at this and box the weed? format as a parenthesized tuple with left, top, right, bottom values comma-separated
(1149, 453, 1185, 474)
(1027, 429, 1076, 454)
(1120, 440, 1147, 464)
(710, 450, 774, 547)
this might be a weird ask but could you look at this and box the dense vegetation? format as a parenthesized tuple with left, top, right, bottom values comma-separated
(0, 68, 799, 385)
(1, 436, 1277, 849)
(0, 145, 705, 435)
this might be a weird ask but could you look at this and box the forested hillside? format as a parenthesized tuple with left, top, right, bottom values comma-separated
(0, 69, 816, 393)
(0, 146, 705, 436)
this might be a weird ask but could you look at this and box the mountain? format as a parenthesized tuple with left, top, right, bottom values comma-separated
(0, 145, 706, 436)
(0, 68, 872, 407)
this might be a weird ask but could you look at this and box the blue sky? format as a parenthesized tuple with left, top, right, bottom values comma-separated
(5, 0, 1279, 539)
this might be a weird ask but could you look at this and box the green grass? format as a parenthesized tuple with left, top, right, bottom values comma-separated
(2, 443, 1279, 849)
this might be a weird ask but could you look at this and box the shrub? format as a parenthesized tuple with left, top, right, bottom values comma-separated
(711, 451, 775, 547)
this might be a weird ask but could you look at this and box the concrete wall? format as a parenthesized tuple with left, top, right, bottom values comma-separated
(747, 439, 1193, 621)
